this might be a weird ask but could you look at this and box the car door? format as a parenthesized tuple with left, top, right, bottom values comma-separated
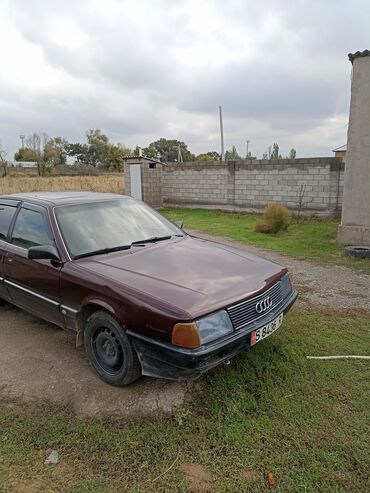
(0, 199, 20, 301)
(3, 202, 64, 326)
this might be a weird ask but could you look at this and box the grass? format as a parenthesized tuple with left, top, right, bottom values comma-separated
(0, 174, 124, 195)
(0, 308, 369, 492)
(162, 208, 370, 274)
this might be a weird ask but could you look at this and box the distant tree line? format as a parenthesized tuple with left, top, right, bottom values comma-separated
(139, 140, 296, 161)
(12, 130, 297, 176)
(14, 130, 131, 175)
(262, 143, 296, 160)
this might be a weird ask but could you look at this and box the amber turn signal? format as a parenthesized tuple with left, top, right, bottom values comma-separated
(172, 322, 201, 349)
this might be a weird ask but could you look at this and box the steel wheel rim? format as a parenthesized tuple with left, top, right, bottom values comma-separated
(92, 327, 124, 375)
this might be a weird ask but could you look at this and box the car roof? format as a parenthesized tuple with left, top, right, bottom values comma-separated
(0, 191, 130, 207)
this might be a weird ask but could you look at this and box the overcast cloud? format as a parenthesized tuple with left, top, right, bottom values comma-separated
(0, 0, 368, 159)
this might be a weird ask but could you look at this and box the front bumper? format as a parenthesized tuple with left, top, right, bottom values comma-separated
(128, 289, 298, 381)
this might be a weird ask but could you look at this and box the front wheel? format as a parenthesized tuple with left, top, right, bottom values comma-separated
(84, 311, 141, 386)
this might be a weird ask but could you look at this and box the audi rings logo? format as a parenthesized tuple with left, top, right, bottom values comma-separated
(255, 296, 273, 314)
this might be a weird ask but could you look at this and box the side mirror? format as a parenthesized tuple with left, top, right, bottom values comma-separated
(175, 220, 184, 229)
(28, 245, 60, 261)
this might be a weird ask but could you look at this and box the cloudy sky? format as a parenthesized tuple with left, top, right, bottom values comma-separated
(0, 0, 368, 160)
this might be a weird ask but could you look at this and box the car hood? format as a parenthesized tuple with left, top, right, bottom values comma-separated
(77, 236, 285, 318)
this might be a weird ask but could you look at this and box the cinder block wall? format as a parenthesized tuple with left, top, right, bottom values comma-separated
(142, 164, 163, 207)
(162, 158, 344, 216)
(124, 164, 131, 196)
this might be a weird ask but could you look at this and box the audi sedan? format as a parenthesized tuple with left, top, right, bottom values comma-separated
(0, 192, 297, 385)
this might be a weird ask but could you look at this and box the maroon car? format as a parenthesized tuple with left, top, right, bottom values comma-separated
(0, 192, 297, 385)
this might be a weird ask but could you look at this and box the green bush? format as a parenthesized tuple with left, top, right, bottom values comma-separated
(254, 203, 291, 234)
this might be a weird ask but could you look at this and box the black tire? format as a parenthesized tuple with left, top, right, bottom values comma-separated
(345, 246, 370, 259)
(84, 311, 141, 386)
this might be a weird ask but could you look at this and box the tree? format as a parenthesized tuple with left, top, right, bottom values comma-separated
(264, 143, 282, 160)
(14, 147, 38, 162)
(141, 145, 159, 159)
(67, 129, 109, 166)
(143, 138, 194, 162)
(106, 143, 131, 171)
(67, 129, 131, 169)
(0, 143, 8, 176)
(44, 137, 69, 165)
(288, 148, 297, 159)
(206, 151, 220, 160)
(66, 143, 89, 164)
(270, 143, 281, 159)
(225, 145, 241, 160)
(22, 133, 54, 176)
(195, 153, 213, 161)
(85, 129, 110, 167)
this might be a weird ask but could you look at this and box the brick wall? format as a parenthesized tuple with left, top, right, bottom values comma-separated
(162, 158, 344, 216)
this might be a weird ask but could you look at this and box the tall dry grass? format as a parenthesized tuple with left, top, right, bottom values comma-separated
(0, 174, 125, 195)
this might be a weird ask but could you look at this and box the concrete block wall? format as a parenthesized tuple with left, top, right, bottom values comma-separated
(162, 158, 344, 216)
(142, 163, 163, 207)
(124, 162, 131, 196)
(163, 162, 231, 206)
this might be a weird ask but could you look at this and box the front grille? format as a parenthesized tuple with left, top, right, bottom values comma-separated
(227, 278, 286, 330)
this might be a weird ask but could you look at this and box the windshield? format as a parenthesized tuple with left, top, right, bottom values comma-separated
(54, 198, 183, 258)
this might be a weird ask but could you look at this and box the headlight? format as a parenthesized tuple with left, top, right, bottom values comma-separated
(280, 273, 292, 298)
(172, 310, 234, 349)
(196, 310, 234, 345)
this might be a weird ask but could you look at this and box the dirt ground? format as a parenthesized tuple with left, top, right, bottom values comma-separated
(0, 231, 368, 419)
(0, 304, 187, 418)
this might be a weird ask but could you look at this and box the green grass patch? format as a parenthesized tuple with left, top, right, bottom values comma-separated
(162, 208, 370, 274)
(0, 309, 369, 492)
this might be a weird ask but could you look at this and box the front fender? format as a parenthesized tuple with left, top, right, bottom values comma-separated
(75, 296, 126, 348)
(81, 296, 121, 319)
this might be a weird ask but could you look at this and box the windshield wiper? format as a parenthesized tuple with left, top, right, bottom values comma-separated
(131, 235, 175, 246)
(74, 244, 131, 259)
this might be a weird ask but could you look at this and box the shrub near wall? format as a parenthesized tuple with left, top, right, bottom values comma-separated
(254, 204, 292, 234)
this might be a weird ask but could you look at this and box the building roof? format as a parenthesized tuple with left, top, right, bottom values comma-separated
(332, 144, 347, 152)
(348, 50, 370, 64)
(8, 160, 37, 167)
(123, 156, 162, 165)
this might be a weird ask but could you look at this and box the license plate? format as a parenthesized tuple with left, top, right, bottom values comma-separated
(250, 313, 284, 346)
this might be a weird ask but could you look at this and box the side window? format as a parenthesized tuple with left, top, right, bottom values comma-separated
(11, 208, 52, 249)
(0, 205, 17, 240)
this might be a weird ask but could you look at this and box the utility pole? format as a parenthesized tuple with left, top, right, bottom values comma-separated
(246, 140, 250, 158)
(219, 106, 225, 161)
(19, 134, 25, 149)
(177, 144, 183, 162)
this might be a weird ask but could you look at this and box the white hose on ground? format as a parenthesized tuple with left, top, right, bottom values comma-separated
(306, 355, 370, 360)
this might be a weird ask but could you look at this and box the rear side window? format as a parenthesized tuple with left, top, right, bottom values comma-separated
(11, 208, 52, 249)
(0, 204, 17, 240)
